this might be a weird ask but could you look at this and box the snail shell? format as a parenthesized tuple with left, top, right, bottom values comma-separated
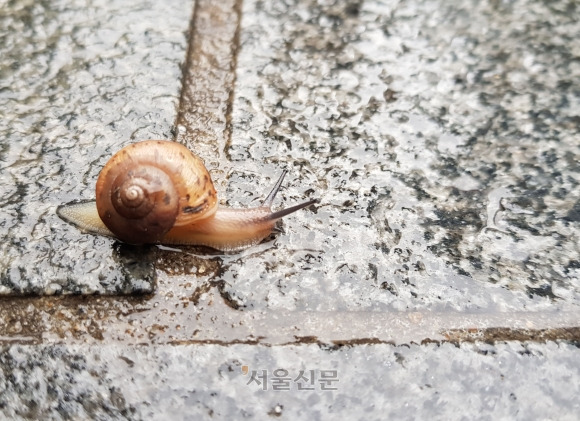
(96, 140, 217, 244)
(57, 140, 318, 251)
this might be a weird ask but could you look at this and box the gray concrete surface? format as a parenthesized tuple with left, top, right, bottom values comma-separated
(0, 0, 191, 294)
(0, 0, 579, 419)
(1, 342, 579, 420)
(228, 0, 580, 313)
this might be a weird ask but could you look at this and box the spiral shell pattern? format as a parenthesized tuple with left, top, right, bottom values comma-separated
(95, 140, 218, 244)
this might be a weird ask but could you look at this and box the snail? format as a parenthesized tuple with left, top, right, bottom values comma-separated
(57, 140, 318, 251)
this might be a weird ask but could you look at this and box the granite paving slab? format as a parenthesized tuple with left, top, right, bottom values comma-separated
(223, 0, 580, 314)
(1, 342, 579, 420)
(0, 0, 193, 294)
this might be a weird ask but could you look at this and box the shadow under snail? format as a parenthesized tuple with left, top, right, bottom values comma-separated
(57, 140, 318, 251)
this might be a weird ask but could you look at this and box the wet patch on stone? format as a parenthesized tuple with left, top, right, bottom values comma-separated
(0, 0, 193, 295)
(220, 0, 580, 314)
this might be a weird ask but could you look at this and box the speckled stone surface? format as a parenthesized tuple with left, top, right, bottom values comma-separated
(215, 0, 580, 313)
(0, 0, 577, 310)
(1, 342, 579, 420)
(0, 0, 192, 294)
(1, 0, 579, 418)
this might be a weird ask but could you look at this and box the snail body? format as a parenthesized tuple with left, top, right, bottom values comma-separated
(57, 140, 317, 251)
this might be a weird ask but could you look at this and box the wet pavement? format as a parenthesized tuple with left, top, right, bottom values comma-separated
(0, 0, 189, 294)
(1, 341, 579, 419)
(1, 0, 579, 418)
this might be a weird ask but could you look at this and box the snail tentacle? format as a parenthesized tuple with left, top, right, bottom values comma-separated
(266, 198, 320, 222)
(262, 169, 288, 207)
(261, 170, 318, 221)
